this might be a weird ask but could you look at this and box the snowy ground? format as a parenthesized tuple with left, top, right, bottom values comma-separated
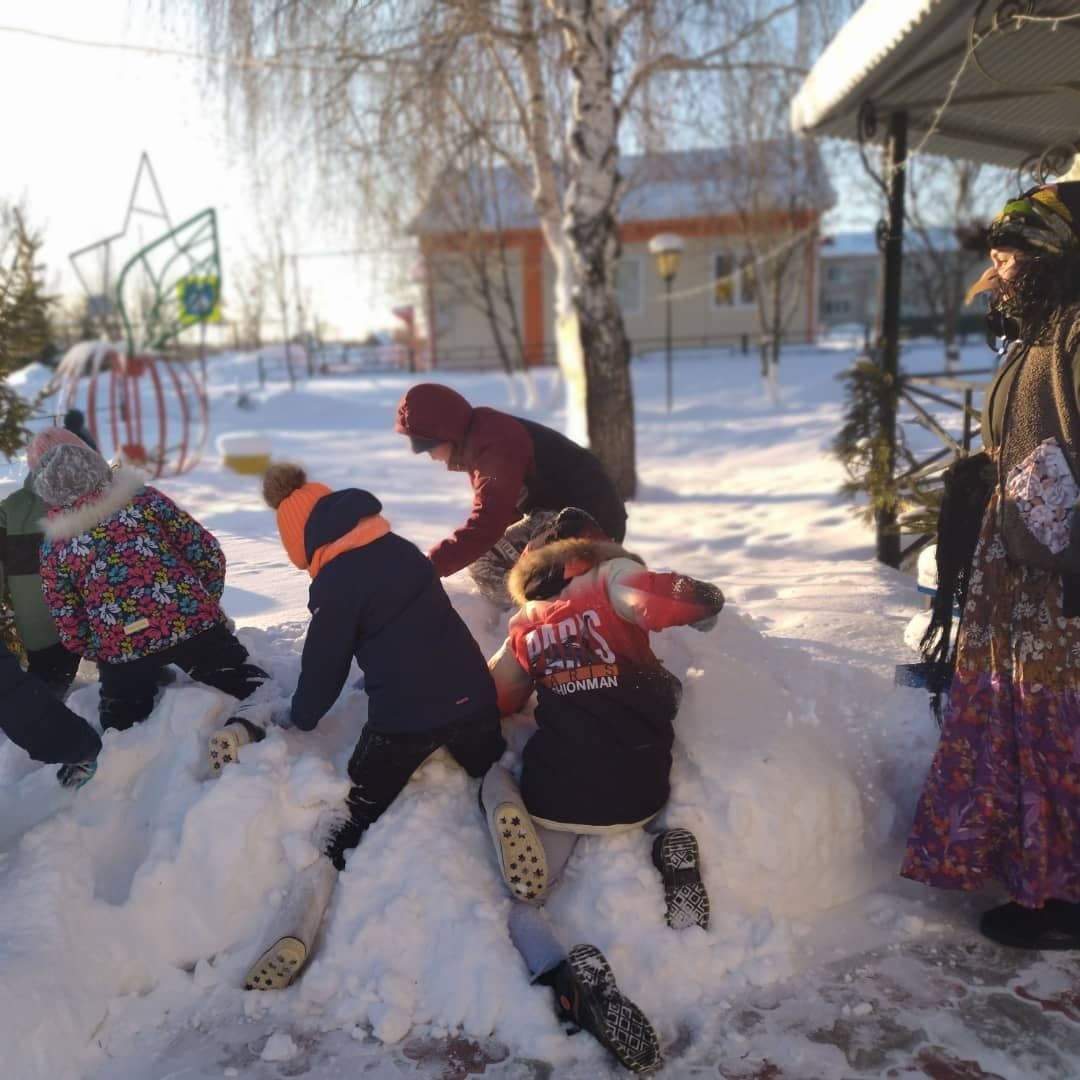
(2, 341, 1077, 1080)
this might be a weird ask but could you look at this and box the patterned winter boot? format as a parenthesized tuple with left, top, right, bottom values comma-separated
(542, 944, 662, 1074)
(652, 828, 709, 930)
(207, 717, 266, 776)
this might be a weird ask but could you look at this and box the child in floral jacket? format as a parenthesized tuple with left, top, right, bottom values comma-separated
(35, 442, 268, 731)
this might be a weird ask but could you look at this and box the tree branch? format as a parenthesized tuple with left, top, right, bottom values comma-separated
(619, 0, 803, 111)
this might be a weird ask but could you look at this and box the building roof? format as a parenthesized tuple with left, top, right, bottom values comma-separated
(790, 0, 1080, 174)
(821, 226, 963, 259)
(411, 142, 834, 236)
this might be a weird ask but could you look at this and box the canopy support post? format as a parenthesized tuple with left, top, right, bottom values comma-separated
(875, 109, 908, 568)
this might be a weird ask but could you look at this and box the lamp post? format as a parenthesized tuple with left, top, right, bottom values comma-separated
(648, 233, 683, 412)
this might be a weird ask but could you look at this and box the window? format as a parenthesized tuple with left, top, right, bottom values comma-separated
(740, 257, 757, 306)
(713, 253, 756, 307)
(825, 264, 848, 284)
(615, 257, 643, 315)
(823, 299, 851, 316)
(714, 253, 736, 306)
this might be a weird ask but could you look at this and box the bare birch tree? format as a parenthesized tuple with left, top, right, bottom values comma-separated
(177, 0, 807, 497)
(233, 255, 270, 349)
(683, 0, 852, 392)
(719, 137, 824, 389)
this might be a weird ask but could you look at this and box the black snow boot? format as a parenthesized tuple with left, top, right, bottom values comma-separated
(541, 944, 662, 1074)
(980, 900, 1080, 950)
(652, 828, 709, 930)
(319, 814, 363, 872)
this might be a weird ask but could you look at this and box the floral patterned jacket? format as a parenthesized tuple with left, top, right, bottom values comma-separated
(39, 468, 226, 663)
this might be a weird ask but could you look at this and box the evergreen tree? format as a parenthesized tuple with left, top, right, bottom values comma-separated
(833, 357, 942, 563)
(0, 207, 53, 659)
(0, 206, 52, 459)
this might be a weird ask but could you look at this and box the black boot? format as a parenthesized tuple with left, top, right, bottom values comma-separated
(316, 786, 377, 871)
(539, 945, 662, 1074)
(980, 899, 1080, 950)
(652, 828, 709, 930)
(317, 811, 362, 872)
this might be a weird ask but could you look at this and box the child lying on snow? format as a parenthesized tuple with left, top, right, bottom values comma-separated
(35, 442, 269, 732)
(480, 508, 724, 1074)
(224, 464, 506, 988)
(0, 640, 100, 788)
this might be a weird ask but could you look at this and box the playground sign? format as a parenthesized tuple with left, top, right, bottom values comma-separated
(178, 275, 221, 325)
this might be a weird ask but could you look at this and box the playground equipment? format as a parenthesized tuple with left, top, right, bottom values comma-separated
(60, 154, 220, 477)
(53, 343, 209, 479)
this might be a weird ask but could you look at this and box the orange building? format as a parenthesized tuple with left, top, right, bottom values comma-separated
(410, 144, 834, 369)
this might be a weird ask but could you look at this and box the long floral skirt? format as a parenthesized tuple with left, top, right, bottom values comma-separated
(901, 492, 1080, 906)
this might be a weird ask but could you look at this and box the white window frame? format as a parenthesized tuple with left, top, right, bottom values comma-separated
(615, 255, 644, 316)
(711, 250, 756, 310)
(739, 253, 759, 309)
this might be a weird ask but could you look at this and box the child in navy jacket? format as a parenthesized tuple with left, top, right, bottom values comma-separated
(225, 463, 504, 873)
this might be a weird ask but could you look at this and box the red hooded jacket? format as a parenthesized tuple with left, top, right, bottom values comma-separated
(395, 384, 626, 577)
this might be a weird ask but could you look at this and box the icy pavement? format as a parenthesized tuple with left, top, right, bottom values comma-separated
(86, 928, 1080, 1079)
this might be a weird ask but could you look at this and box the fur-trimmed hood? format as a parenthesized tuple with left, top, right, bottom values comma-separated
(508, 537, 644, 605)
(42, 467, 147, 542)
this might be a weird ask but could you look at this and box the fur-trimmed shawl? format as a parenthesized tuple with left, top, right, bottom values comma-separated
(508, 537, 645, 605)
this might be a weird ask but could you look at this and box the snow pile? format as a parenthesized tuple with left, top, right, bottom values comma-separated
(0, 602, 933, 1078)
(0, 346, 950, 1077)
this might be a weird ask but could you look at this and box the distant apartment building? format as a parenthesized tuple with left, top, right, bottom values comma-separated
(819, 228, 986, 339)
(410, 143, 834, 369)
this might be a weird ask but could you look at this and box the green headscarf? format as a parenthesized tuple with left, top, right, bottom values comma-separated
(987, 181, 1080, 256)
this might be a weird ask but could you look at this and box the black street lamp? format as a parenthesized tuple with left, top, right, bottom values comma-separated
(648, 233, 683, 412)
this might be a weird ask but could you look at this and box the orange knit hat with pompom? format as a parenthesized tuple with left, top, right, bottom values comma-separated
(263, 463, 332, 569)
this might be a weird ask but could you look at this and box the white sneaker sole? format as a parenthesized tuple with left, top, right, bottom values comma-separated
(208, 727, 243, 777)
(493, 801, 547, 902)
(245, 936, 307, 990)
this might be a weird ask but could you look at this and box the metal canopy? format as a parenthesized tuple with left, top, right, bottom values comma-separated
(791, 0, 1080, 179)
(790, 0, 1080, 568)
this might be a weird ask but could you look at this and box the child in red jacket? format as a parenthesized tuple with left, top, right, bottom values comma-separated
(481, 508, 723, 1074)
(394, 383, 627, 607)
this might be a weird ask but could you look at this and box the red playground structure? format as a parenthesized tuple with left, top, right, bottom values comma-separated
(52, 343, 209, 479)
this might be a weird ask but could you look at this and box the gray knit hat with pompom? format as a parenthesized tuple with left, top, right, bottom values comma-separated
(33, 443, 111, 508)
